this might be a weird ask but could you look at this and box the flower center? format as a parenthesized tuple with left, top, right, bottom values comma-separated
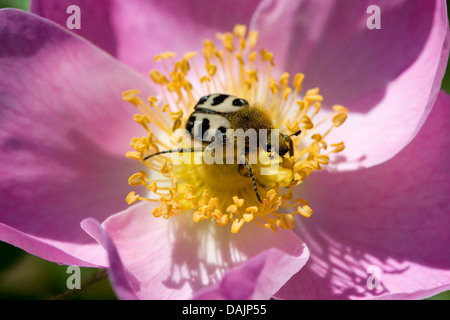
(124, 25, 347, 233)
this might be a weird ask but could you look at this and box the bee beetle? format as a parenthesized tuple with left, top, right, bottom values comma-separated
(144, 93, 301, 203)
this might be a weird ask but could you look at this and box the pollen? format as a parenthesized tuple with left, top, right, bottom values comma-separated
(124, 24, 347, 234)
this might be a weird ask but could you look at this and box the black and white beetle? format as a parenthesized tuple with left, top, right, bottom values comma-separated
(144, 93, 301, 203)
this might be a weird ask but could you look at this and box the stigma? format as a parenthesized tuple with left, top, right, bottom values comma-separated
(123, 24, 347, 233)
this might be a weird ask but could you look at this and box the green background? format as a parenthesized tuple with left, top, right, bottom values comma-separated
(0, 0, 449, 300)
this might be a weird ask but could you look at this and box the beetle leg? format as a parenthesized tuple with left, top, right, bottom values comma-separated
(240, 153, 263, 203)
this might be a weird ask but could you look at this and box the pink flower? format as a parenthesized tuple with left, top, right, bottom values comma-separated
(0, 0, 449, 299)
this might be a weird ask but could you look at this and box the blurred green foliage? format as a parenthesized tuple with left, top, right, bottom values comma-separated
(0, 0, 449, 300)
(0, 242, 116, 299)
(0, 0, 29, 10)
(441, 0, 450, 94)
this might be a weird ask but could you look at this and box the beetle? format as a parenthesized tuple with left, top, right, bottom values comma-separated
(144, 94, 300, 203)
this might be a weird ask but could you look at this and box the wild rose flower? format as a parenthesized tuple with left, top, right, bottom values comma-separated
(1, 0, 449, 299)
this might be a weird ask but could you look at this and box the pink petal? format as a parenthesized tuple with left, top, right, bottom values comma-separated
(252, 0, 449, 170)
(193, 246, 309, 300)
(0, 9, 155, 266)
(81, 218, 138, 299)
(30, 0, 117, 55)
(31, 0, 262, 75)
(276, 91, 450, 299)
(85, 202, 308, 299)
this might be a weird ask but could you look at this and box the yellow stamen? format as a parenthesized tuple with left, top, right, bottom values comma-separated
(123, 25, 347, 234)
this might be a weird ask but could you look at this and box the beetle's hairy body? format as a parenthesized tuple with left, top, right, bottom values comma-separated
(226, 107, 274, 132)
(145, 93, 299, 203)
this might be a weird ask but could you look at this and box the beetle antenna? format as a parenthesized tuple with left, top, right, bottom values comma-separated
(289, 129, 302, 137)
(143, 147, 204, 161)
